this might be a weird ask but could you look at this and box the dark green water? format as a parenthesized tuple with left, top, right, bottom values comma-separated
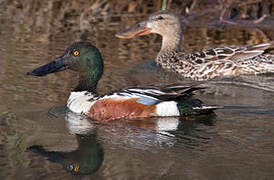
(1, 11, 274, 180)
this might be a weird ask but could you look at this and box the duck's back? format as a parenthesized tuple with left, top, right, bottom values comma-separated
(156, 42, 274, 80)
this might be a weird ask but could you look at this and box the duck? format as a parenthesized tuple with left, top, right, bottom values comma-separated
(27, 133, 103, 175)
(27, 42, 218, 122)
(115, 10, 274, 80)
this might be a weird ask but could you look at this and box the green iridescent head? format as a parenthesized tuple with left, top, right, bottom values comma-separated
(27, 42, 104, 91)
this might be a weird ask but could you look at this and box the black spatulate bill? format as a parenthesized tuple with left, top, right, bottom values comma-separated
(27, 57, 67, 76)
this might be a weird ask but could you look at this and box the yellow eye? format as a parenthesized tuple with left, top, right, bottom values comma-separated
(74, 165, 80, 172)
(73, 50, 79, 56)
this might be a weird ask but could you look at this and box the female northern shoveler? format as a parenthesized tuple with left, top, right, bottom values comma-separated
(27, 42, 218, 122)
(116, 10, 274, 80)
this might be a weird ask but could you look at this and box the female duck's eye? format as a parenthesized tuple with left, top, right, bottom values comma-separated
(73, 50, 79, 56)
(157, 16, 164, 20)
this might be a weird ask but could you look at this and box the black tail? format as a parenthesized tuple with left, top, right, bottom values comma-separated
(161, 85, 221, 115)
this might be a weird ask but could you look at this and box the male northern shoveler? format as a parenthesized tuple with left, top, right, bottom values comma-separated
(28, 133, 103, 175)
(116, 10, 274, 80)
(27, 42, 218, 122)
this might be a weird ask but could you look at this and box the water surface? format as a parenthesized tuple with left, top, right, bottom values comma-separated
(0, 11, 274, 180)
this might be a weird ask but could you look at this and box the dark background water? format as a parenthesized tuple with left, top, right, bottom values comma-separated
(1, 1, 274, 179)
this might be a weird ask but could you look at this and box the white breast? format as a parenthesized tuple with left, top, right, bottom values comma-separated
(67, 91, 96, 114)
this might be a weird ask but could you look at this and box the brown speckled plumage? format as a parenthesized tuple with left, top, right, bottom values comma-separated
(157, 44, 274, 80)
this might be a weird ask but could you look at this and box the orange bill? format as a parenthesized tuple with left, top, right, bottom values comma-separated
(116, 24, 152, 39)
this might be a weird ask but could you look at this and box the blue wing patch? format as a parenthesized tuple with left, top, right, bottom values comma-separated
(135, 95, 160, 105)
(136, 98, 158, 105)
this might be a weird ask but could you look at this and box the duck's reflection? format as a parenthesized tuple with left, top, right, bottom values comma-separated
(27, 131, 103, 175)
(66, 110, 217, 150)
(27, 108, 216, 176)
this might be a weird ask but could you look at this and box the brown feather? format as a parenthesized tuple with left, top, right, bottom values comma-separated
(88, 98, 156, 122)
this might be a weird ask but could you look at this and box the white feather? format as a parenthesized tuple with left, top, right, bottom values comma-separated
(193, 105, 220, 110)
(67, 91, 96, 114)
(99, 93, 133, 100)
(252, 43, 270, 47)
(156, 101, 180, 116)
(126, 88, 165, 95)
(67, 92, 135, 114)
